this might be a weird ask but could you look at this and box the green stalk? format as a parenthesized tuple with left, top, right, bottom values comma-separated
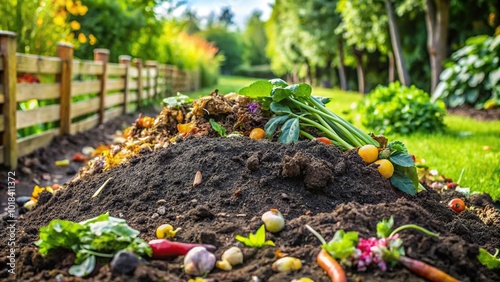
(291, 99, 360, 147)
(295, 115, 353, 149)
(299, 130, 315, 140)
(308, 97, 379, 146)
(318, 113, 365, 147)
(389, 224, 439, 238)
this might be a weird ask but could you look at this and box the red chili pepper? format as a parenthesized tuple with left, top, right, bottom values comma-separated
(148, 239, 217, 259)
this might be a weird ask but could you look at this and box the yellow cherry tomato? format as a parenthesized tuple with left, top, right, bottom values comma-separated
(249, 128, 266, 140)
(358, 144, 379, 163)
(374, 159, 394, 179)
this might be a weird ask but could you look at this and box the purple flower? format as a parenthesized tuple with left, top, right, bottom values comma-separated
(247, 101, 260, 114)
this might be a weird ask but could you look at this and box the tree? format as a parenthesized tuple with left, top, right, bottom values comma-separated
(425, 0, 450, 93)
(243, 10, 269, 66)
(218, 6, 235, 27)
(199, 26, 244, 74)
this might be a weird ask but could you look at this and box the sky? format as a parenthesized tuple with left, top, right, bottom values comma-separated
(166, 0, 274, 29)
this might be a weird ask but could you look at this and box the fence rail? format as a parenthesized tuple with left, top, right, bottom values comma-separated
(0, 31, 201, 169)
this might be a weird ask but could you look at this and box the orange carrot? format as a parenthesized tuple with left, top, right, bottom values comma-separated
(398, 256, 460, 282)
(317, 249, 347, 282)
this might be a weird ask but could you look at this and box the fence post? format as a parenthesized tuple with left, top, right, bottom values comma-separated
(133, 58, 143, 108)
(145, 60, 158, 100)
(119, 55, 131, 114)
(0, 31, 18, 169)
(94, 48, 109, 124)
(57, 43, 73, 136)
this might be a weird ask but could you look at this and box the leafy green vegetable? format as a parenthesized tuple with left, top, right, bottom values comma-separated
(163, 92, 193, 108)
(239, 79, 379, 150)
(323, 230, 359, 261)
(235, 225, 275, 248)
(209, 118, 227, 137)
(376, 216, 394, 238)
(35, 213, 152, 277)
(478, 248, 500, 269)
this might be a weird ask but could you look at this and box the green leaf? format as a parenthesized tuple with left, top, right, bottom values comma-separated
(286, 83, 312, 98)
(35, 219, 86, 255)
(238, 80, 273, 98)
(235, 225, 274, 248)
(162, 93, 193, 108)
(390, 170, 416, 195)
(278, 118, 300, 144)
(313, 96, 331, 105)
(272, 87, 293, 102)
(209, 118, 227, 137)
(264, 115, 290, 139)
(323, 230, 358, 260)
(376, 216, 394, 238)
(269, 78, 288, 87)
(478, 248, 500, 269)
(270, 102, 292, 114)
(389, 153, 414, 167)
(405, 166, 420, 191)
(69, 255, 96, 277)
(388, 141, 408, 154)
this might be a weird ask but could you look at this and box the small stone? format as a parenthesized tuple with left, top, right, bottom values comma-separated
(151, 213, 159, 219)
(16, 196, 31, 207)
(191, 199, 198, 204)
(217, 213, 228, 217)
(305, 210, 313, 216)
(157, 206, 166, 215)
(156, 199, 167, 204)
(280, 193, 290, 200)
(119, 213, 124, 218)
(236, 214, 247, 217)
(110, 250, 139, 275)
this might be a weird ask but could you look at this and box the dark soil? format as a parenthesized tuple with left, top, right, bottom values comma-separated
(447, 105, 500, 121)
(1, 135, 500, 282)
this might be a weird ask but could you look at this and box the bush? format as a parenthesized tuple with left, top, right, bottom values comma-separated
(432, 35, 500, 109)
(358, 82, 446, 135)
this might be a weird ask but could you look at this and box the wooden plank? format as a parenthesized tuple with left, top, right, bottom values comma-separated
(128, 93, 138, 102)
(17, 83, 60, 101)
(16, 53, 61, 74)
(129, 80, 138, 90)
(71, 80, 101, 96)
(107, 64, 126, 76)
(57, 43, 73, 135)
(134, 59, 143, 107)
(0, 56, 3, 70)
(0, 115, 4, 131)
(103, 107, 122, 122)
(0, 85, 4, 103)
(17, 128, 59, 157)
(107, 78, 125, 92)
(16, 105, 60, 129)
(119, 55, 131, 114)
(105, 92, 124, 108)
(1, 31, 18, 168)
(73, 60, 103, 75)
(94, 49, 109, 125)
(70, 115, 99, 134)
(129, 67, 138, 78)
(70, 97, 100, 119)
(0, 145, 3, 164)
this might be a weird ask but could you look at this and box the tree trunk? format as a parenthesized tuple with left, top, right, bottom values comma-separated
(353, 48, 365, 94)
(425, 0, 450, 93)
(385, 0, 410, 86)
(388, 51, 395, 83)
(337, 37, 348, 90)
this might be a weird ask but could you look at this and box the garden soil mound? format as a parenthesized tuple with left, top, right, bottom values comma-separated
(1, 137, 500, 282)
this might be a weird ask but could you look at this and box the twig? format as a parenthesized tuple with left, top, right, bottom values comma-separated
(92, 177, 113, 198)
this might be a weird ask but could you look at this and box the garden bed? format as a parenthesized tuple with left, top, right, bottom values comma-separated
(1, 135, 500, 281)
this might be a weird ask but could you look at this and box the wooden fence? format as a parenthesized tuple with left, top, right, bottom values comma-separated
(0, 31, 201, 169)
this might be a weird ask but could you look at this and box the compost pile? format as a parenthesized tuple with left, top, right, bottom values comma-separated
(1, 91, 500, 282)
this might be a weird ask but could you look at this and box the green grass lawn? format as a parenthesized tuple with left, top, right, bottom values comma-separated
(187, 75, 500, 199)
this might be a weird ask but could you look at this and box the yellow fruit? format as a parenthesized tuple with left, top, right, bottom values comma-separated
(374, 159, 394, 179)
(358, 144, 379, 163)
(249, 128, 266, 140)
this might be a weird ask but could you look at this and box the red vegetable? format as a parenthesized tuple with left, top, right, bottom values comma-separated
(148, 239, 217, 259)
(317, 249, 346, 282)
(448, 198, 466, 214)
(314, 137, 332, 145)
(399, 256, 459, 282)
